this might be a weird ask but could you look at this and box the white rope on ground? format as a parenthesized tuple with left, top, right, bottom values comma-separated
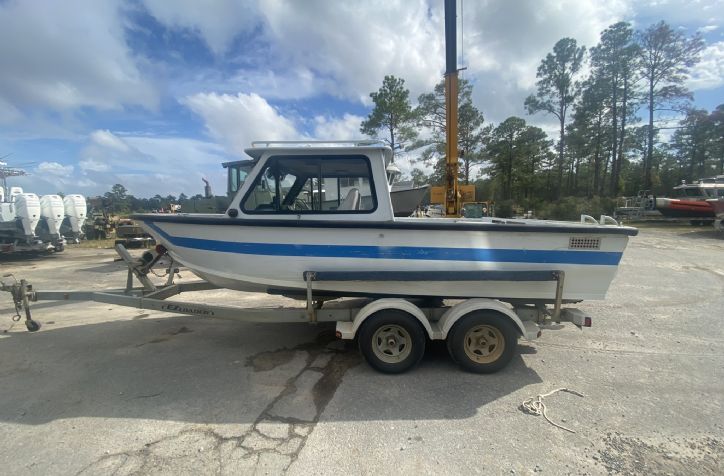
(521, 388, 585, 433)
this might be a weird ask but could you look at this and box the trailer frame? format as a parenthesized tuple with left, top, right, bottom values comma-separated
(1, 244, 592, 373)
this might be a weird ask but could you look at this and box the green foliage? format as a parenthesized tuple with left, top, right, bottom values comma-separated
(414, 78, 486, 184)
(525, 38, 586, 197)
(485, 116, 550, 201)
(360, 75, 418, 160)
(495, 199, 515, 218)
(534, 196, 617, 221)
(636, 21, 705, 188)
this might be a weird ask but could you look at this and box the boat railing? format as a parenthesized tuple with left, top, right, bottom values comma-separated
(250, 139, 386, 148)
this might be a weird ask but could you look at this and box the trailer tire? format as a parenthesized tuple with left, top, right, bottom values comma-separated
(358, 310, 426, 374)
(447, 311, 517, 374)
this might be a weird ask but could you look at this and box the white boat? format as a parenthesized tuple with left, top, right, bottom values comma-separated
(386, 162, 429, 217)
(133, 142, 637, 302)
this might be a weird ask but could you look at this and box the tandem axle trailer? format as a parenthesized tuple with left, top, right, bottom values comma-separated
(1, 244, 592, 374)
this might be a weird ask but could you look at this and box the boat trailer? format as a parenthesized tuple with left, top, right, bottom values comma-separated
(1, 244, 592, 374)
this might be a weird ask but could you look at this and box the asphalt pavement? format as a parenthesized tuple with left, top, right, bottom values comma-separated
(0, 226, 722, 475)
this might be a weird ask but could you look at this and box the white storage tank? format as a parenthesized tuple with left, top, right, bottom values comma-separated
(63, 194, 87, 234)
(40, 194, 65, 237)
(12, 193, 41, 237)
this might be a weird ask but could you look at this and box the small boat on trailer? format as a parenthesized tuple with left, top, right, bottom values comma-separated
(1, 141, 637, 374)
(133, 142, 636, 302)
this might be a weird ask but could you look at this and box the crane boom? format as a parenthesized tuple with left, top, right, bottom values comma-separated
(444, 0, 459, 217)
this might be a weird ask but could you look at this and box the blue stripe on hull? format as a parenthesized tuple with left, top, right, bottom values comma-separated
(145, 221, 622, 266)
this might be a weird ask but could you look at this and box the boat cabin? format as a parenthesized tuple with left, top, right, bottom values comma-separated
(672, 176, 724, 199)
(226, 141, 395, 221)
(222, 159, 255, 197)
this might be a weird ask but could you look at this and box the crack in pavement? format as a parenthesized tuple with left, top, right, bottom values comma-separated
(77, 330, 361, 475)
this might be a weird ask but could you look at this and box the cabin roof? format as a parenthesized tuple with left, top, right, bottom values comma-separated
(243, 141, 393, 163)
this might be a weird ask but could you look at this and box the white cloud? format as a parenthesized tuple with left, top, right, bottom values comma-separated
(0, 0, 156, 113)
(258, 0, 443, 102)
(36, 161, 74, 177)
(78, 158, 110, 173)
(697, 25, 718, 33)
(313, 114, 364, 140)
(182, 92, 302, 155)
(90, 130, 131, 152)
(0, 97, 21, 125)
(462, 0, 632, 124)
(141, 0, 259, 55)
(687, 41, 724, 90)
(77, 130, 232, 197)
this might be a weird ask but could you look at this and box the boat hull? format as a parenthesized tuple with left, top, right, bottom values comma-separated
(655, 198, 715, 218)
(390, 185, 429, 217)
(136, 216, 633, 302)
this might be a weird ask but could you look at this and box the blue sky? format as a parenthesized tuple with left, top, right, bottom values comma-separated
(1, 0, 722, 197)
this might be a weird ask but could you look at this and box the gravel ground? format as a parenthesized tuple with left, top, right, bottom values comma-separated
(0, 226, 722, 475)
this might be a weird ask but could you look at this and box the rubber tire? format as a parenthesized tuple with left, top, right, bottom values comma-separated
(358, 310, 426, 374)
(447, 311, 518, 374)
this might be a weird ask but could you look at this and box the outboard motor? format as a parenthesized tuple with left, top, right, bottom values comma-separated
(12, 193, 41, 239)
(9, 187, 24, 200)
(63, 194, 87, 239)
(40, 195, 65, 240)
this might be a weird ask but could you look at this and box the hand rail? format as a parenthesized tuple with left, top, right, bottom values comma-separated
(580, 214, 598, 225)
(251, 140, 385, 148)
(599, 215, 619, 226)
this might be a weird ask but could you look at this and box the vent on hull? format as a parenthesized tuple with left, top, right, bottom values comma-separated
(569, 237, 601, 250)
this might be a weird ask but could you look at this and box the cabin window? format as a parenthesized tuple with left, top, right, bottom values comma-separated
(226, 162, 254, 194)
(241, 155, 377, 214)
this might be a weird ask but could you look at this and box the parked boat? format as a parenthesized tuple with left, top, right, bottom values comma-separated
(386, 162, 429, 217)
(655, 176, 724, 221)
(133, 142, 637, 302)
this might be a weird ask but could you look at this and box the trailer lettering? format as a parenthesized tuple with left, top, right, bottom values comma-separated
(162, 304, 215, 316)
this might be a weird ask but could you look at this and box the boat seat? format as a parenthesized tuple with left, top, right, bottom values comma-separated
(339, 188, 361, 211)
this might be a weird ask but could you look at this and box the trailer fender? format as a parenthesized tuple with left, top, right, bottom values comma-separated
(438, 299, 527, 340)
(337, 298, 433, 340)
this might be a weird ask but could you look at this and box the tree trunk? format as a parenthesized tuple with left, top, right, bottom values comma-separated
(506, 143, 513, 200)
(389, 124, 396, 162)
(557, 110, 565, 198)
(645, 76, 655, 190)
(593, 111, 603, 196)
(617, 74, 629, 195)
(609, 75, 619, 196)
(601, 147, 611, 196)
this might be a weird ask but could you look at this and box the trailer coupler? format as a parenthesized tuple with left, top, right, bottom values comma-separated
(1, 276, 40, 332)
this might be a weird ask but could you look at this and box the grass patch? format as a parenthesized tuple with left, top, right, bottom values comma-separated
(73, 238, 117, 249)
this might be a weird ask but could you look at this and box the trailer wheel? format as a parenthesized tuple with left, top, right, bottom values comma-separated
(358, 310, 426, 374)
(447, 311, 517, 374)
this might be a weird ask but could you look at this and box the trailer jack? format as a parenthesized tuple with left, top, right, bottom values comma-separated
(1, 275, 40, 332)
